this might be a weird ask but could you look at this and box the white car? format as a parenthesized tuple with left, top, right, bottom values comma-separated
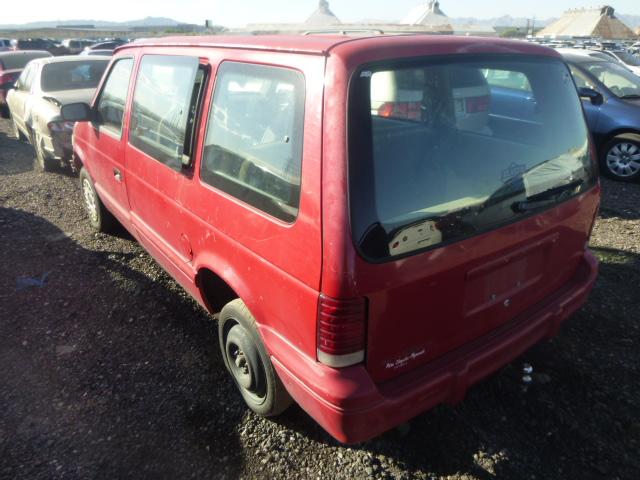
(7, 55, 109, 171)
(589, 49, 640, 77)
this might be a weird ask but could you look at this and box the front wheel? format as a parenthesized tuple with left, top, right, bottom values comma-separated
(79, 168, 116, 233)
(218, 299, 292, 417)
(601, 134, 640, 182)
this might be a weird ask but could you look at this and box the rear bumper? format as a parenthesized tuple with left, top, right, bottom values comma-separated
(267, 249, 598, 444)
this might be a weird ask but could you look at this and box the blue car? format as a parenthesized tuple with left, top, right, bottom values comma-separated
(561, 50, 640, 182)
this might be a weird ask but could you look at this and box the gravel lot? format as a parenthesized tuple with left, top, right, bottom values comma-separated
(1, 116, 639, 480)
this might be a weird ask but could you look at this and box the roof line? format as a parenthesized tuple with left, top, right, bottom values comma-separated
(114, 35, 400, 57)
(115, 40, 333, 56)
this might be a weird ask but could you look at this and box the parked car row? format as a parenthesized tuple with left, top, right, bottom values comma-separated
(0, 37, 127, 56)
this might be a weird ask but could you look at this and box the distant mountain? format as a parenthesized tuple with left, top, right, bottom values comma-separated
(450, 13, 639, 29)
(618, 14, 640, 30)
(2, 12, 639, 32)
(449, 16, 553, 28)
(0, 17, 186, 30)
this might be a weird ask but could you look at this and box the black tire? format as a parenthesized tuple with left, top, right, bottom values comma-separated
(600, 133, 640, 182)
(79, 168, 116, 233)
(33, 131, 55, 172)
(218, 299, 292, 417)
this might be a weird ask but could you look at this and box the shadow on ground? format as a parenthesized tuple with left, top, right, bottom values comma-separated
(0, 206, 247, 479)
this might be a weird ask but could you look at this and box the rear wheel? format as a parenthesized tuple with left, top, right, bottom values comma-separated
(218, 299, 292, 417)
(601, 134, 640, 182)
(79, 168, 116, 233)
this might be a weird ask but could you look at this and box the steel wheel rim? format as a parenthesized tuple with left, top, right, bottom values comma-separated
(82, 178, 98, 224)
(607, 142, 640, 177)
(228, 343, 254, 390)
(226, 334, 267, 404)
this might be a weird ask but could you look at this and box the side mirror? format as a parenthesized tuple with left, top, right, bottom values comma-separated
(61, 102, 94, 122)
(578, 87, 604, 106)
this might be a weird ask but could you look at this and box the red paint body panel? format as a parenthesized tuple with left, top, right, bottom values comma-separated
(271, 248, 597, 443)
(72, 35, 600, 443)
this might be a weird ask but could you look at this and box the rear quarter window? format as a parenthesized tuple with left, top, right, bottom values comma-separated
(200, 62, 305, 223)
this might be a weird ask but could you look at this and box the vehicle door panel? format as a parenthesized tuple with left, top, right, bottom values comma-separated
(81, 56, 135, 223)
(124, 52, 204, 278)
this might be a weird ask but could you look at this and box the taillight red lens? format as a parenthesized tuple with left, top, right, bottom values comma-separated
(317, 295, 366, 368)
(377, 102, 422, 120)
(0, 71, 19, 85)
(465, 95, 491, 113)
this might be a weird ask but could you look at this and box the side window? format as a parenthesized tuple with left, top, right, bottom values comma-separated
(21, 65, 36, 91)
(129, 55, 200, 170)
(569, 65, 597, 90)
(15, 66, 28, 90)
(201, 62, 305, 223)
(484, 69, 532, 92)
(96, 58, 134, 135)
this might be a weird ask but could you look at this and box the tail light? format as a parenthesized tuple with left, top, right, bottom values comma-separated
(48, 121, 75, 133)
(317, 295, 367, 368)
(0, 71, 19, 86)
(377, 102, 422, 121)
(465, 95, 491, 113)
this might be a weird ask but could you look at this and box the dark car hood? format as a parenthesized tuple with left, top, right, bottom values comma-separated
(41, 88, 96, 107)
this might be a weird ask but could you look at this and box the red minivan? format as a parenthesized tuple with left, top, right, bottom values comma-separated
(63, 35, 600, 443)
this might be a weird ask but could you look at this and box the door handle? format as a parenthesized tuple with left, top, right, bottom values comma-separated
(113, 168, 122, 182)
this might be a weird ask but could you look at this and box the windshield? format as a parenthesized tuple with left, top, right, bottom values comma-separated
(41, 60, 108, 92)
(615, 51, 640, 67)
(349, 55, 596, 260)
(583, 61, 640, 98)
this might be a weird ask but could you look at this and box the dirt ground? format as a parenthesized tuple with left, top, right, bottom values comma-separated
(0, 117, 639, 480)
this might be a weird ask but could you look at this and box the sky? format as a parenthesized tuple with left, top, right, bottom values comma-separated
(2, 0, 639, 27)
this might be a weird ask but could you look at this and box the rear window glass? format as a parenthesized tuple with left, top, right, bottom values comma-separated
(0, 52, 50, 70)
(483, 69, 531, 91)
(40, 60, 108, 92)
(201, 62, 305, 223)
(350, 55, 596, 261)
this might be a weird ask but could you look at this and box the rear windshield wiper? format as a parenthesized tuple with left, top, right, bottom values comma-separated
(512, 179, 583, 213)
